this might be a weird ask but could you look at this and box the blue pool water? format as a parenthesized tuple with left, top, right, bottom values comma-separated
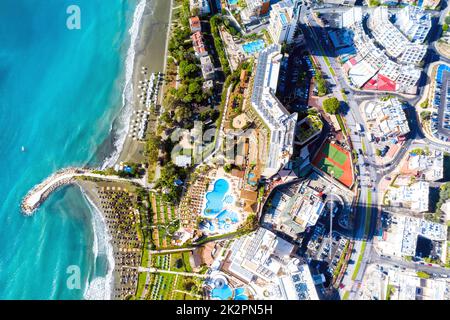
(0, 0, 143, 299)
(228, 0, 238, 5)
(217, 210, 239, 231)
(212, 285, 248, 300)
(204, 179, 230, 216)
(234, 287, 249, 300)
(247, 172, 257, 186)
(212, 283, 233, 300)
(242, 39, 265, 55)
(217, 210, 239, 224)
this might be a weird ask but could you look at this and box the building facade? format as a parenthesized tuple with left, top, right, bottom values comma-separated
(395, 5, 432, 44)
(250, 44, 297, 177)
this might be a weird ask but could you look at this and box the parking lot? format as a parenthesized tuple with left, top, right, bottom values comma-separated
(430, 66, 450, 142)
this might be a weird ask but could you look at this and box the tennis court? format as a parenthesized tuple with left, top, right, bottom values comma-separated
(313, 141, 354, 188)
(322, 143, 347, 165)
(318, 158, 344, 179)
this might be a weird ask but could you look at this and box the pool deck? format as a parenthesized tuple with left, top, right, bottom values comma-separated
(199, 168, 245, 234)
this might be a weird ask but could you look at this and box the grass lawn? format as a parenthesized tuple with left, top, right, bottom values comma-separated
(163, 204, 169, 223)
(386, 284, 395, 300)
(319, 158, 344, 179)
(335, 114, 348, 136)
(183, 252, 193, 272)
(417, 271, 431, 279)
(140, 238, 151, 267)
(155, 194, 162, 223)
(352, 241, 367, 281)
(361, 139, 366, 154)
(323, 56, 336, 76)
(158, 273, 176, 300)
(171, 206, 176, 220)
(342, 291, 350, 300)
(135, 272, 148, 299)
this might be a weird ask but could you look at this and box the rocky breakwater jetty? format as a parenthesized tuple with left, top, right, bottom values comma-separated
(21, 167, 88, 215)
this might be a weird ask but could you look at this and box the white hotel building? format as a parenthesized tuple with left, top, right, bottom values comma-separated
(268, 0, 301, 45)
(395, 5, 432, 44)
(223, 228, 319, 300)
(340, 6, 429, 93)
(368, 7, 427, 64)
(251, 44, 297, 177)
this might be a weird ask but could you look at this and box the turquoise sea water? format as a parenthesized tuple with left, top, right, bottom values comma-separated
(0, 0, 138, 299)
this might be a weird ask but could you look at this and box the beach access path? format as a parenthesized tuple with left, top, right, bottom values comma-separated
(137, 267, 208, 278)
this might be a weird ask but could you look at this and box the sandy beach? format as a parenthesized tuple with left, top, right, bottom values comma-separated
(78, 179, 144, 300)
(77, 0, 174, 300)
(116, 0, 172, 166)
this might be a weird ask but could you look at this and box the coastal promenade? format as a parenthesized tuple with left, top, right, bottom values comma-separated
(21, 168, 145, 215)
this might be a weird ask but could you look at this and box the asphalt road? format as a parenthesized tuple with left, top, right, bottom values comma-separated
(370, 252, 450, 278)
(301, 1, 450, 299)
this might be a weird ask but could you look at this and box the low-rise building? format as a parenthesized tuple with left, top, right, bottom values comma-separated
(191, 31, 208, 58)
(387, 268, 449, 300)
(189, 16, 201, 33)
(323, 0, 356, 6)
(400, 216, 447, 257)
(189, 0, 211, 16)
(240, 0, 271, 24)
(200, 55, 215, 80)
(378, 215, 447, 262)
(369, 7, 427, 64)
(365, 98, 410, 138)
(401, 0, 441, 9)
(387, 181, 429, 212)
(340, 7, 425, 93)
(406, 149, 444, 181)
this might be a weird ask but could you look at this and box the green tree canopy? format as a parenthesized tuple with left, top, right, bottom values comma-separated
(323, 97, 340, 114)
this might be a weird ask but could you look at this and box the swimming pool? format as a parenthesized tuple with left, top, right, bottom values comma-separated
(217, 210, 239, 231)
(202, 179, 240, 233)
(211, 285, 249, 300)
(247, 172, 257, 186)
(242, 39, 265, 55)
(228, 0, 238, 5)
(234, 287, 249, 300)
(204, 179, 230, 216)
(212, 283, 233, 300)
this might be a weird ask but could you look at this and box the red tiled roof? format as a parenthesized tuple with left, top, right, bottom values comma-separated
(377, 74, 396, 91)
(362, 76, 377, 90)
(189, 16, 201, 30)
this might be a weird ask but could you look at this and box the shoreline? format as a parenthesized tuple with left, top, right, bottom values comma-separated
(101, 0, 148, 169)
(80, 185, 115, 300)
(113, 0, 173, 166)
(82, 0, 174, 300)
(77, 179, 143, 300)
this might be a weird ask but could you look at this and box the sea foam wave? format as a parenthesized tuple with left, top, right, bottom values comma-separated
(102, 0, 148, 169)
(81, 188, 114, 300)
